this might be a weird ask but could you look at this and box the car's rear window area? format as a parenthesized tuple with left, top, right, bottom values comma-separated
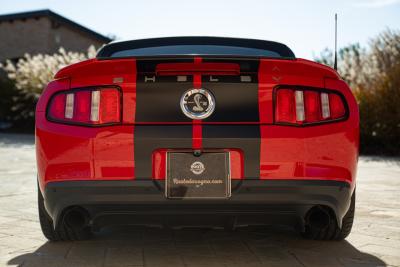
(110, 45, 281, 58)
(96, 37, 296, 59)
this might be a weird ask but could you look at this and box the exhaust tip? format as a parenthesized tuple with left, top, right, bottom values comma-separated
(63, 207, 89, 230)
(306, 206, 331, 230)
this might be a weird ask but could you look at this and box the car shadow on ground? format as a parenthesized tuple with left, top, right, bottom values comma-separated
(0, 133, 35, 146)
(7, 225, 387, 267)
(362, 155, 400, 166)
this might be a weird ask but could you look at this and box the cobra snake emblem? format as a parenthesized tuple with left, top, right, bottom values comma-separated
(192, 94, 204, 112)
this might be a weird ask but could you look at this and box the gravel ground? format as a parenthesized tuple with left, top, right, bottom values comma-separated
(0, 133, 399, 267)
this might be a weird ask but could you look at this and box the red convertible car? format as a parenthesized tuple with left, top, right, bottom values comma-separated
(36, 37, 358, 241)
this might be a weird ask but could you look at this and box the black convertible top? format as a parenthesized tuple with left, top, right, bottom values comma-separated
(96, 36, 296, 59)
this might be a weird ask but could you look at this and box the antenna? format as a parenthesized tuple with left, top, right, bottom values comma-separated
(334, 13, 338, 71)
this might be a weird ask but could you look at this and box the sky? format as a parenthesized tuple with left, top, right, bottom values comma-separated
(1, 0, 400, 60)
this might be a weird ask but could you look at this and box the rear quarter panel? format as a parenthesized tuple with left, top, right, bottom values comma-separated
(259, 59, 358, 191)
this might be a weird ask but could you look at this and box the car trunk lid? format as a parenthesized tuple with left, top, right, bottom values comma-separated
(135, 57, 261, 124)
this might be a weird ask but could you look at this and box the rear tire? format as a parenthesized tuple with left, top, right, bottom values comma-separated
(38, 185, 92, 241)
(302, 190, 355, 241)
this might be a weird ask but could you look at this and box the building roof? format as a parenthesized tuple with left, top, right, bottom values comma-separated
(0, 9, 112, 43)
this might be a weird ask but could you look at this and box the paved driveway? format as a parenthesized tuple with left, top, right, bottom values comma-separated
(0, 133, 399, 267)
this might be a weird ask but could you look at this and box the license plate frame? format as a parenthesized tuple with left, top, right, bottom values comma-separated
(165, 152, 231, 199)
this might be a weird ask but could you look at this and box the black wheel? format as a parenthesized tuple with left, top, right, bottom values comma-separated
(38, 185, 92, 241)
(302, 190, 355, 241)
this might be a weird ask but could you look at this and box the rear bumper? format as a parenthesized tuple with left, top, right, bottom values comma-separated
(43, 179, 353, 230)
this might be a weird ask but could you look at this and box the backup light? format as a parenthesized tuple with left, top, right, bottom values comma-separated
(65, 94, 74, 119)
(275, 87, 346, 125)
(48, 87, 121, 125)
(294, 90, 305, 122)
(321, 93, 330, 119)
(90, 91, 101, 122)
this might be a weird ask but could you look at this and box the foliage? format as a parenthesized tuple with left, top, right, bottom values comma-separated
(1, 46, 96, 100)
(0, 47, 96, 129)
(316, 29, 400, 155)
(0, 77, 19, 127)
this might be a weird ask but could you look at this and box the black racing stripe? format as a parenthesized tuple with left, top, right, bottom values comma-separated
(202, 125, 261, 179)
(135, 59, 194, 178)
(201, 58, 260, 122)
(135, 77, 193, 122)
(202, 80, 259, 122)
(134, 58, 262, 179)
(136, 59, 194, 122)
(134, 125, 192, 178)
(135, 58, 260, 123)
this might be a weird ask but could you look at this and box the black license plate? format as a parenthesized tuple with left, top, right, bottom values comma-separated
(166, 152, 231, 199)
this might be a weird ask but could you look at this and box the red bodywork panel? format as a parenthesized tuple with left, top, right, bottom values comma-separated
(36, 57, 358, 194)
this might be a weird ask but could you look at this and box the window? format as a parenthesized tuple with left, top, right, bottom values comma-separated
(111, 45, 282, 58)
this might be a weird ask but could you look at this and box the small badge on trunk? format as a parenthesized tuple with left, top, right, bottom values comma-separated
(180, 88, 215, 119)
(190, 161, 205, 175)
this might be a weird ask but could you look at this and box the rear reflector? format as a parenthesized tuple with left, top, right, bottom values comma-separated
(275, 88, 346, 125)
(48, 87, 121, 125)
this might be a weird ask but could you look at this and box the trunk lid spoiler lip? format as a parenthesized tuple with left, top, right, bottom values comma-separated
(96, 36, 296, 59)
(96, 55, 296, 61)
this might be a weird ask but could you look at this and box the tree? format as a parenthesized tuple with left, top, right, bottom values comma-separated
(315, 29, 400, 155)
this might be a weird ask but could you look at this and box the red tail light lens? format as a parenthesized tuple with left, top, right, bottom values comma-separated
(304, 91, 321, 123)
(47, 87, 121, 125)
(275, 88, 346, 125)
(100, 89, 120, 123)
(276, 89, 296, 123)
(329, 93, 346, 119)
(48, 93, 66, 120)
(74, 91, 91, 123)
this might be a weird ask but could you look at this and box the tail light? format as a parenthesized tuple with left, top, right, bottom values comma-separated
(47, 87, 121, 125)
(275, 87, 346, 125)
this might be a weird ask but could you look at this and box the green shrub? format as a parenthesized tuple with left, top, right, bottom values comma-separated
(316, 29, 400, 155)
